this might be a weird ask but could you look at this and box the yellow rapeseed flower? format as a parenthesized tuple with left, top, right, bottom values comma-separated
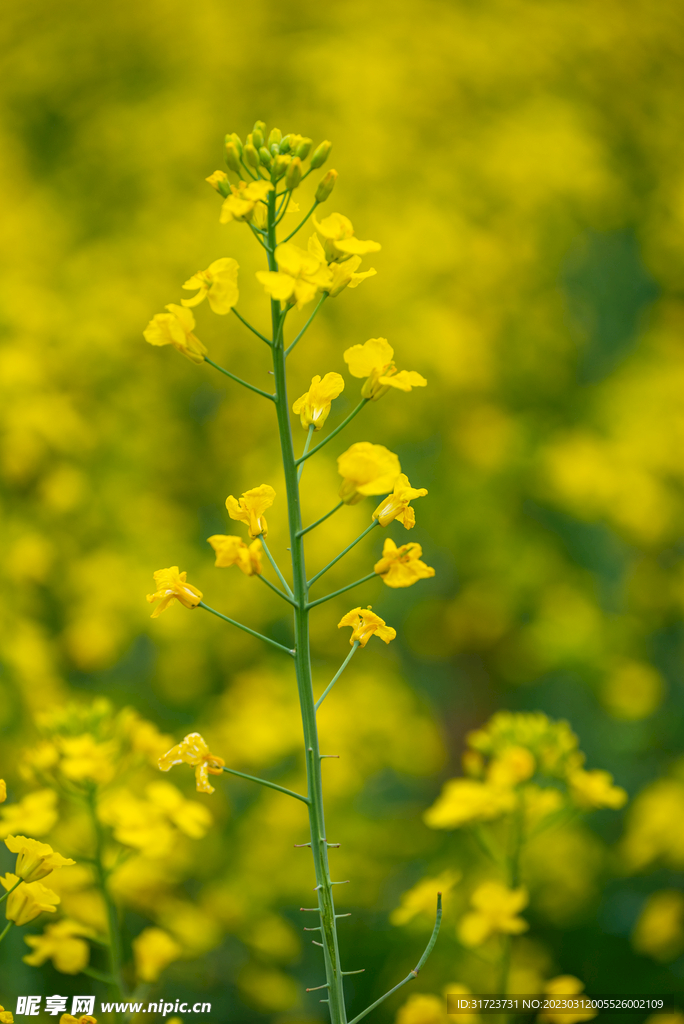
(374, 538, 435, 588)
(1, 872, 60, 926)
(292, 372, 345, 430)
(568, 768, 627, 809)
(539, 977, 597, 1024)
(390, 870, 460, 926)
(146, 780, 213, 840)
(59, 1016, 97, 1024)
(0, 781, 5, 803)
(23, 919, 92, 974)
(225, 484, 276, 538)
(5, 836, 75, 882)
(205, 169, 229, 193)
(97, 789, 176, 858)
(337, 607, 396, 647)
(312, 212, 381, 261)
(181, 257, 239, 314)
(0, 790, 58, 839)
(57, 735, 117, 785)
(307, 235, 376, 296)
(486, 746, 536, 787)
(344, 337, 427, 400)
(424, 779, 516, 829)
(207, 535, 262, 575)
(256, 241, 332, 310)
(337, 442, 401, 504)
(146, 567, 203, 618)
(458, 881, 528, 947)
(0, 1005, 12, 1023)
(219, 179, 273, 224)
(143, 304, 207, 364)
(133, 926, 183, 982)
(371, 474, 428, 529)
(158, 732, 225, 795)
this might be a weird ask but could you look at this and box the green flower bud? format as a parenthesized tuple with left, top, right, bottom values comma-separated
(295, 138, 313, 160)
(252, 122, 265, 149)
(315, 168, 338, 203)
(285, 157, 302, 190)
(244, 143, 260, 168)
(273, 154, 291, 180)
(228, 133, 243, 157)
(258, 146, 273, 168)
(279, 134, 293, 154)
(270, 143, 280, 157)
(310, 140, 332, 169)
(268, 128, 282, 149)
(224, 142, 241, 174)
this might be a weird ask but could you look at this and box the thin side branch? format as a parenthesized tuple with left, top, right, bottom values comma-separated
(347, 894, 443, 1024)
(315, 642, 359, 710)
(280, 199, 319, 244)
(205, 357, 275, 401)
(221, 765, 310, 805)
(257, 573, 298, 607)
(199, 601, 295, 656)
(231, 307, 272, 346)
(298, 501, 344, 537)
(260, 535, 295, 599)
(285, 294, 328, 356)
(308, 521, 378, 587)
(295, 399, 369, 465)
(307, 573, 378, 610)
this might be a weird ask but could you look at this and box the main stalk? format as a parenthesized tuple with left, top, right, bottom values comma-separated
(266, 189, 348, 1024)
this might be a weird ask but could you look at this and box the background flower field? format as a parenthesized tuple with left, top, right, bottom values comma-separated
(1, 0, 683, 1020)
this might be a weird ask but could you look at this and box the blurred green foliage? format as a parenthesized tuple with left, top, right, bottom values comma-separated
(1, 0, 684, 1020)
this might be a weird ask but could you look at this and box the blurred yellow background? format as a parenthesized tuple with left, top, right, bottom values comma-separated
(1, 0, 684, 1019)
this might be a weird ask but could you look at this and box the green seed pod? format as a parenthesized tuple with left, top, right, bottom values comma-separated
(279, 134, 293, 154)
(295, 137, 313, 160)
(258, 146, 273, 168)
(244, 142, 260, 168)
(252, 122, 265, 149)
(315, 168, 338, 203)
(224, 142, 241, 174)
(268, 128, 282, 149)
(285, 157, 302, 190)
(310, 140, 332, 169)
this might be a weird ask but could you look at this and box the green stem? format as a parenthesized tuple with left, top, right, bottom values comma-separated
(259, 535, 295, 598)
(204, 357, 275, 400)
(0, 921, 13, 944)
(347, 894, 442, 1024)
(307, 573, 378, 610)
(280, 200, 320, 244)
(199, 601, 295, 655)
(298, 425, 316, 481)
(0, 878, 22, 903)
(295, 399, 369, 465)
(82, 966, 116, 984)
(257, 572, 297, 607)
(221, 765, 309, 804)
(267, 185, 348, 1024)
(498, 799, 525, 1000)
(298, 501, 345, 537)
(231, 307, 272, 346)
(285, 294, 328, 356)
(87, 790, 125, 999)
(308, 522, 378, 588)
(316, 643, 359, 711)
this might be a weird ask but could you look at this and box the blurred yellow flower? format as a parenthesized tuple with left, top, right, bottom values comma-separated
(1, 872, 60, 926)
(338, 607, 396, 647)
(458, 881, 528, 946)
(568, 768, 627, 810)
(97, 790, 176, 857)
(631, 890, 684, 961)
(23, 918, 92, 974)
(181, 257, 239, 314)
(601, 660, 665, 721)
(205, 169, 229, 193)
(225, 484, 276, 538)
(396, 993, 446, 1024)
(390, 870, 459, 926)
(256, 241, 332, 310)
(337, 442, 401, 504)
(344, 337, 427, 400)
(58, 735, 117, 785)
(312, 212, 381, 261)
(146, 567, 203, 617)
(0, 1005, 12, 1024)
(0, 781, 5, 803)
(374, 539, 435, 588)
(207, 534, 262, 575)
(539, 976, 596, 1024)
(292, 372, 345, 430)
(0, 791, 58, 839)
(146, 780, 213, 839)
(307, 234, 376, 296)
(59, 1016, 97, 1024)
(158, 732, 225, 795)
(424, 778, 516, 829)
(143, 304, 207, 364)
(133, 926, 183, 982)
(5, 836, 75, 882)
(219, 179, 273, 224)
(521, 784, 564, 828)
(621, 778, 684, 871)
(487, 746, 536, 787)
(372, 474, 428, 529)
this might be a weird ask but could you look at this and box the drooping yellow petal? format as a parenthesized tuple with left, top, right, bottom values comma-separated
(337, 607, 396, 647)
(292, 372, 345, 430)
(220, 180, 273, 224)
(372, 474, 428, 529)
(207, 535, 262, 576)
(337, 442, 401, 504)
(5, 835, 75, 882)
(344, 338, 395, 379)
(181, 257, 239, 315)
(312, 212, 381, 262)
(374, 538, 435, 588)
(158, 732, 225, 795)
(146, 567, 203, 617)
(143, 304, 207, 364)
(225, 484, 276, 538)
